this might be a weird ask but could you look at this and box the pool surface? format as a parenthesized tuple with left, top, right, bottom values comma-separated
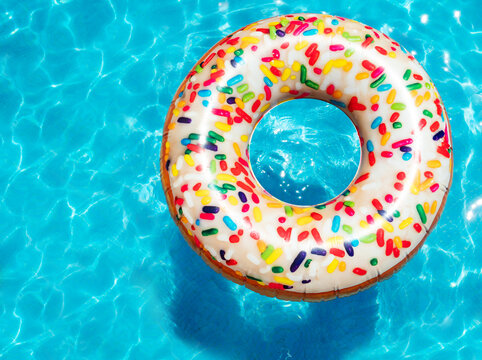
(1, 0, 481, 359)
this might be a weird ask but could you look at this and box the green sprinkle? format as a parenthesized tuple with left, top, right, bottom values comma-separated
(216, 86, 233, 94)
(210, 160, 216, 174)
(312, 19, 321, 26)
(284, 206, 293, 217)
(272, 266, 284, 273)
(305, 79, 319, 90)
(425, 82, 431, 89)
(370, 258, 378, 266)
(208, 183, 227, 194)
(370, 73, 386, 88)
(215, 154, 226, 160)
(423, 109, 433, 118)
(344, 48, 354, 57)
(402, 69, 411, 80)
(222, 183, 236, 191)
(416, 204, 427, 224)
(195, 64, 203, 73)
(315, 204, 326, 210)
(178, 207, 183, 215)
(406, 83, 422, 91)
(300, 65, 307, 84)
(237, 84, 249, 93)
(391, 103, 406, 110)
(261, 245, 274, 260)
(304, 259, 312, 268)
(234, 49, 244, 56)
(393, 210, 400, 218)
(246, 275, 262, 281)
(343, 201, 354, 207)
(298, 16, 305, 21)
(281, 18, 289, 27)
(343, 190, 351, 196)
(185, 149, 191, 155)
(269, 26, 276, 40)
(242, 92, 255, 103)
(209, 131, 225, 142)
(206, 136, 217, 144)
(360, 234, 376, 243)
(188, 133, 200, 140)
(202, 228, 218, 236)
(342, 225, 353, 234)
(347, 35, 362, 42)
(393, 122, 402, 129)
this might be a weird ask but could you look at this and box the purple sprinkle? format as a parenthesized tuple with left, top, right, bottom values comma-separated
(220, 250, 226, 260)
(400, 146, 412, 152)
(238, 191, 247, 203)
(178, 117, 191, 123)
(227, 97, 236, 104)
(344, 241, 354, 257)
(202, 206, 219, 213)
(378, 209, 393, 222)
(433, 130, 445, 141)
(204, 143, 218, 151)
(290, 251, 306, 272)
(276, 29, 285, 37)
(165, 159, 170, 171)
(311, 248, 327, 256)
(283, 285, 293, 289)
(302, 279, 311, 284)
(230, 59, 237, 68)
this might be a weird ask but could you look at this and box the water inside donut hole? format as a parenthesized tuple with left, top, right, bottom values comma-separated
(248, 98, 361, 206)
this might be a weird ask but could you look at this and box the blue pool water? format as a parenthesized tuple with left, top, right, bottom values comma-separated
(0, 0, 481, 359)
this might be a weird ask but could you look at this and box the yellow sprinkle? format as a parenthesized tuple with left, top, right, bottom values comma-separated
(333, 59, 347, 68)
(374, 213, 394, 232)
(259, 64, 278, 84)
(317, 20, 325, 33)
(423, 202, 430, 214)
(172, 163, 178, 177)
(172, 109, 179, 116)
(339, 261, 346, 272)
(356, 72, 369, 80)
(323, 60, 334, 74)
(257, 240, 266, 253)
(333, 90, 342, 98)
(381, 132, 390, 146)
(240, 135, 249, 142)
(280, 86, 290, 93)
(336, 26, 344, 34)
(394, 236, 403, 249)
(177, 100, 186, 109)
(281, 68, 291, 81)
(216, 58, 225, 70)
(215, 122, 231, 132)
(327, 259, 339, 273)
(228, 196, 238, 205)
(180, 216, 188, 223)
(399, 218, 413, 229)
(253, 206, 262, 222)
(195, 190, 209, 197)
(415, 95, 424, 107)
(327, 236, 344, 244)
(424, 91, 431, 101)
(235, 97, 244, 109)
(260, 103, 271, 112)
(241, 36, 260, 44)
(349, 186, 357, 193)
(184, 154, 195, 167)
(293, 207, 311, 214)
(295, 40, 309, 50)
(360, 220, 369, 229)
(270, 59, 285, 68)
(201, 196, 211, 205)
(274, 276, 294, 286)
(233, 142, 241, 157)
(292, 61, 301, 72)
(371, 95, 380, 104)
(387, 89, 396, 104)
(258, 94, 264, 101)
(343, 61, 353, 72)
(217, 173, 237, 183)
(290, 75, 296, 80)
(410, 184, 420, 195)
(420, 178, 434, 191)
(266, 248, 283, 264)
(226, 46, 236, 53)
(218, 93, 226, 104)
(296, 216, 313, 226)
(410, 89, 418, 98)
(221, 104, 233, 112)
(268, 21, 279, 26)
(267, 202, 283, 208)
(388, 51, 396, 58)
(427, 160, 441, 168)
(431, 201, 437, 214)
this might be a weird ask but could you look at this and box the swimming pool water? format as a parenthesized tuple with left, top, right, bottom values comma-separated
(1, 0, 481, 359)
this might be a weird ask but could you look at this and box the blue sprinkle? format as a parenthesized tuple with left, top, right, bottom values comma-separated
(223, 216, 237, 231)
(371, 116, 383, 129)
(303, 29, 318, 36)
(402, 152, 412, 161)
(230, 59, 237, 68)
(332, 19, 339, 25)
(330, 99, 346, 108)
(263, 76, 273, 87)
(181, 138, 190, 145)
(367, 140, 374, 152)
(198, 89, 212, 97)
(290, 251, 307, 272)
(179, 91, 183, 97)
(227, 75, 243, 86)
(195, 219, 200, 226)
(351, 239, 360, 247)
(377, 84, 392, 92)
(234, 56, 244, 64)
(202, 100, 209, 107)
(378, 209, 393, 222)
(311, 248, 327, 256)
(332, 215, 340, 233)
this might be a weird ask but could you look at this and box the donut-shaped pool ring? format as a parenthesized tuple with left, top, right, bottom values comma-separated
(161, 14, 453, 301)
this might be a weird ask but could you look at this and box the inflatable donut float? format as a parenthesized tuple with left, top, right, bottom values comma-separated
(160, 13, 453, 301)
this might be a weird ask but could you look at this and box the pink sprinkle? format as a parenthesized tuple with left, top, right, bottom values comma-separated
(381, 151, 393, 158)
(314, 67, 322, 74)
(345, 207, 355, 216)
(430, 183, 439, 192)
(203, 78, 215, 86)
(212, 108, 230, 117)
(329, 44, 345, 51)
(371, 66, 384, 78)
(392, 138, 413, 148)
(293, 23, 309, 36)
(261, 57, 273, 62)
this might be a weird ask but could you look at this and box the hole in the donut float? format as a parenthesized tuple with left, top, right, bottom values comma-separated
(248, 99, 361, 207)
